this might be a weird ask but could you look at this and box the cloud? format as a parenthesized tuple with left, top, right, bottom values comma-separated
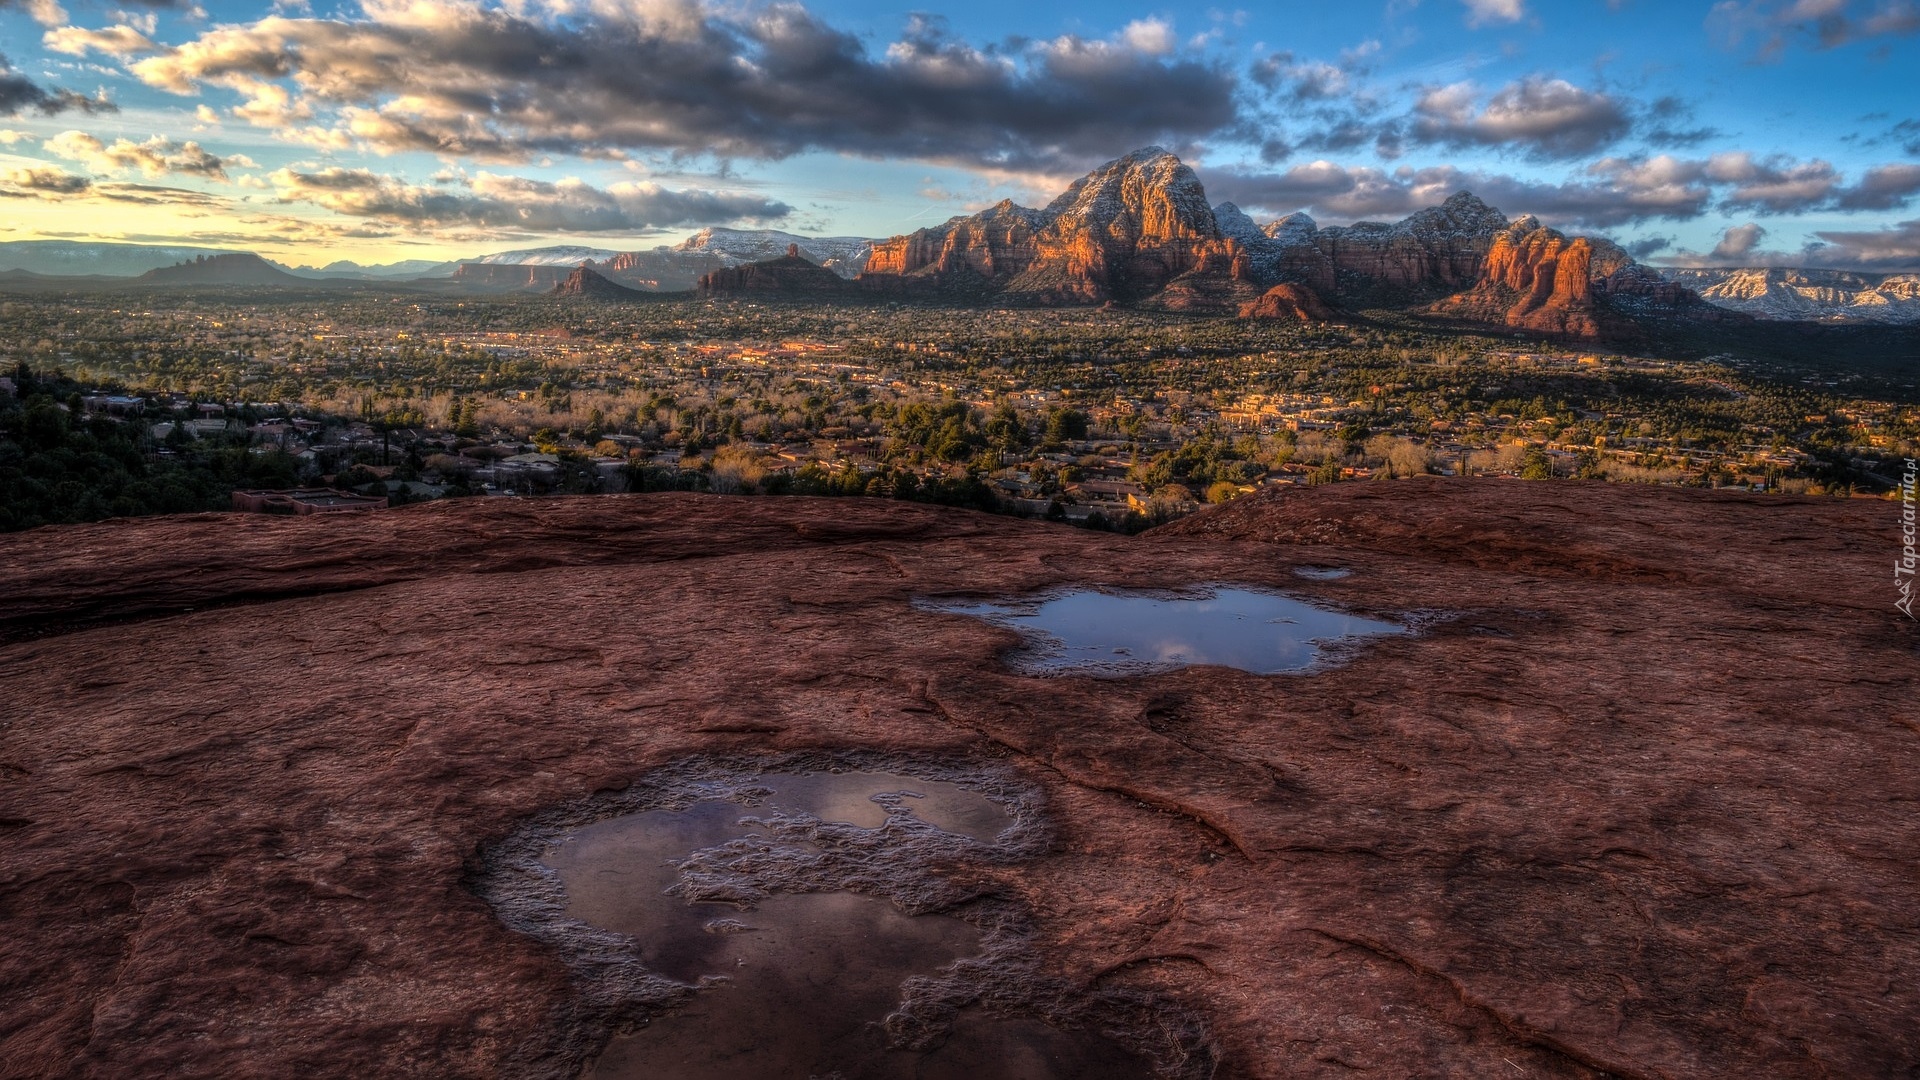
(43, 25, 166, 56)
(1834, 163, 1920, 210)
(1119, 18, 1176, 56)
(1809, 218, 1920, 269)
(1625, 234, 1674, 258)
(1709, 0, 1920, 60)
(1895, 118, 1920, 155)
(1462, 0, 1526, 25)
(1706, 152, 1841, 212)
(0, 0, 69, 28)
(1202, 152, 1719, 227)
(266, 166, 793, 232)
(1662, 218, 1920, 272)
(116, 3, 1242, 171)
(1710, 221, 1767, 259)
(1212, 149, 1920, 229)
(0, 164, 233, 205)
(0, 165, 92, 194)
(0, 52, 116, 117)
(1410, 77, 1632, 159)
(44, 130, 237, 180)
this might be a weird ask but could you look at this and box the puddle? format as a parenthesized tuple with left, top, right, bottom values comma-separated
(1291, 566, 1352, 580)
(923, 586, 1406, 676)
(485, 759, 1177, 1079)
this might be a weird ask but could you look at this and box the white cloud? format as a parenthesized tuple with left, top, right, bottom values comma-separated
(1462, 0, 1525, 26)
(1120, 17, 1176, 56)
(44, 129, 235, 179)
(43, 24, 165, 57)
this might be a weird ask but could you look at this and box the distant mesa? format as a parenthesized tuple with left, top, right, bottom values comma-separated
(551, 265, 646, 300)
(136, 252, 307, 287)
(450, 263, 577, 292)
(698, 244, 853, 296)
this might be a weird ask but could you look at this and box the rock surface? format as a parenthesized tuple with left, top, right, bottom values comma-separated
(2, 483, 1916, 1078)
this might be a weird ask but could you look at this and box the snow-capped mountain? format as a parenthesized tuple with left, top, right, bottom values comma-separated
(461, 245, 627, 267)
(1659, 268, 1920, 324)
(673, 228, 873, 276)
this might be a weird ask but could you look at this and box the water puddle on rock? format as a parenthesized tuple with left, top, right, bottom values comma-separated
(924, 585, 1406, 676)
(536, 770, 1156, 1079)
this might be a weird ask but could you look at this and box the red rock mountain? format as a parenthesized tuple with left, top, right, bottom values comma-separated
(864, 148, 1256, 308)
(854, 150, 1710, 337)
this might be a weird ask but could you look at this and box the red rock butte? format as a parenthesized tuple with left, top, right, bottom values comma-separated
(1, 481, 1916, 1077)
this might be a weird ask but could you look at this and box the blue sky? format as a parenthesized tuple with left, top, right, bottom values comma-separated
(1, 0, 1917, 268)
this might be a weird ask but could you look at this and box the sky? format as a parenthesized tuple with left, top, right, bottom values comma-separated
(0, 0, 1917, 270)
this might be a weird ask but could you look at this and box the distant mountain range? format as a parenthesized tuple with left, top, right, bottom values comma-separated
(0, 170, 1914, 335)
(1656, 267, 1920, 325)
(710, 147, 1715, 340)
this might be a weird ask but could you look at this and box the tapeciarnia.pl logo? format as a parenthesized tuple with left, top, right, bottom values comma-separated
(1899, 458, 1917, 620)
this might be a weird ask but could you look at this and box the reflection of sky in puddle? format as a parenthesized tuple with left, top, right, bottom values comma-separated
(544, 773, 1152, 1079)
(927, 586, 1405, 676)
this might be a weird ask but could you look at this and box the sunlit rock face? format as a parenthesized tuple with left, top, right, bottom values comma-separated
(855, 152, 1702, 334)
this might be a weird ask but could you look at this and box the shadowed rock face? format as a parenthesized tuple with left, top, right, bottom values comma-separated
(551, 266, 645, 299)
(2, 484, 1916, 1079)
(698, 246, 851, 295)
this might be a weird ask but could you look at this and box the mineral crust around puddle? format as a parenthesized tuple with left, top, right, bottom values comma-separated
(2, 479, 1918, 1079)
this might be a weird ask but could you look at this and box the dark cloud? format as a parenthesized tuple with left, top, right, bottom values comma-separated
(1707, 153, 1841, 212)
(93, 182, 228, 205)
(1809, 218, 1920, 270)
(1662, 219, 1920, 272)
(1206, 149, 1920, 230)
(1641, 97, 1719, 148)
(1895, 118, 1920, 155)
(1201, 154, 1716, 227)
(1409, 77, 1633, 159)
(267, 166, 792, 232)
(0, 165, 92, 194)
(45, 131, 246, 181)
(1624, 234, 1674, 257)
(1261, 74, 1699, 162)
(1834, 164, 1920, 210)
(1710, 221, 1767, 260)
(0, 52, 116, 117)
(112, 4, 1240, 172)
